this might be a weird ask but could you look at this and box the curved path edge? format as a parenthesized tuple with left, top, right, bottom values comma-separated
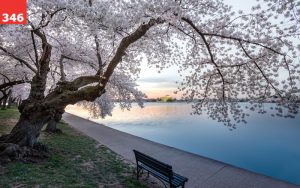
(63, 113, 299, 188)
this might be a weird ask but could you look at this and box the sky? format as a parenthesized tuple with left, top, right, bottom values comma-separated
(136, 0, 258, 99)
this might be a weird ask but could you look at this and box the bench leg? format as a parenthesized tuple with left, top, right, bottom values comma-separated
(136, 167, 140, 180)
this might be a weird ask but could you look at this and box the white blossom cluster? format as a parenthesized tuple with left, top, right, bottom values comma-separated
(78, 71, 145, 118)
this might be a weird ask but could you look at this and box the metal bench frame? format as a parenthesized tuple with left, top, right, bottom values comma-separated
(133, 150, 188, 188)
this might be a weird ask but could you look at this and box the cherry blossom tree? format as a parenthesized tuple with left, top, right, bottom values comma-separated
(0, 0, 299, 161)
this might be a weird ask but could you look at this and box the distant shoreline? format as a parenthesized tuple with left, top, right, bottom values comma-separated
(141, 100, 300, 103)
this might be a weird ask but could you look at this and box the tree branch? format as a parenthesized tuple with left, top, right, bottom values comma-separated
(100, 18, 164, 90)
(45, 18, 164, 107)
(239, 41, 283, 99)
(0, 80, 29, 90)
(0, 73, 10, 82)
(33, 8, 66, 31)
(30, 31, 39, 70)
(0, 46, 37, 73)
(182, 17, 226, 99)
(200, 33, 285, 56)
(94, 35, 104, 75)
(59, 55, 66, 82)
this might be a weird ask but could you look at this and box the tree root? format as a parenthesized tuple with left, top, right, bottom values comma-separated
(0, 142, 49, 165)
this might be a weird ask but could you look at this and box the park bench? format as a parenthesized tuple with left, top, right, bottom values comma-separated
(133, 150, 188, 188)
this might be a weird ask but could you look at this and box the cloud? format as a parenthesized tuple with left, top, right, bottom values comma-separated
(137, 80, 178, 89)
(138, 77, 172, 83)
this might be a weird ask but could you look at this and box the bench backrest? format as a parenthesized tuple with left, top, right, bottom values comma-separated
(133, 150, 173, 178)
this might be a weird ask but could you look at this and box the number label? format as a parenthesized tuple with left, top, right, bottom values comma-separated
(0, 0, 27, 24)
(2, 14, 24, 23)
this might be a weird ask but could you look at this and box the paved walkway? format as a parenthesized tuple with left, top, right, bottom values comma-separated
(63, 113, 299, 188)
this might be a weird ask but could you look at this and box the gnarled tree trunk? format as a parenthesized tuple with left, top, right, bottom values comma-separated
(0, 29, 53, 163)
(45, 109, 64, 133)
(0, 102, 53, 164)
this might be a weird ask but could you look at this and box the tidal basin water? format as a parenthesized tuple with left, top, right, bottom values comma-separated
(66, 102, 300, 185)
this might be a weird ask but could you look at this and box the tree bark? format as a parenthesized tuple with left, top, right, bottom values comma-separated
(45, 109, 64, 133)
(5, 104, 52, 146)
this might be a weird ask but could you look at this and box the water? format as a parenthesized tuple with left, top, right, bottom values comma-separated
(66, 102, 300, 185)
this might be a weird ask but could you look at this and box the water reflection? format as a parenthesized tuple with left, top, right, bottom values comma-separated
(66, 102, 300, 185)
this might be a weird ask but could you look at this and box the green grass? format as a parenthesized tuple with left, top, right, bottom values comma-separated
(0, 108, 146, 188)
(0, 108, 20, 119)
(0, 108, 19, 134)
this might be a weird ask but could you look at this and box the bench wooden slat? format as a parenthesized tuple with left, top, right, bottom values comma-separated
(140, 163, 187, 187)
(135, 151, 173, 177)
(133, 150, 188, 188)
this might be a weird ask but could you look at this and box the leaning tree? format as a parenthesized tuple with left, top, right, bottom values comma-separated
(0, 0, 299, 161)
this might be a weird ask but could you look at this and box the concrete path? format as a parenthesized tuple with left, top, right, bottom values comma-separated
(63, 113, 299, 188)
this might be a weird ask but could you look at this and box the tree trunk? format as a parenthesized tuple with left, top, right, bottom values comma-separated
(45, 119, 58, 133)
(5, 104, 52, 147)
(1, 95, 8, 110)
(0, 103, 52, 164)
(45, 109, 64, 133)
(0, 100, 4, 109)
(7, 96, 13, 108)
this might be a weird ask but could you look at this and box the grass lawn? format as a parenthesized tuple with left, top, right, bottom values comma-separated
(0, 107, 146, 188)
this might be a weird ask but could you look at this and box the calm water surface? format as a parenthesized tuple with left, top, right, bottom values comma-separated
(66, 102, 300, 185)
